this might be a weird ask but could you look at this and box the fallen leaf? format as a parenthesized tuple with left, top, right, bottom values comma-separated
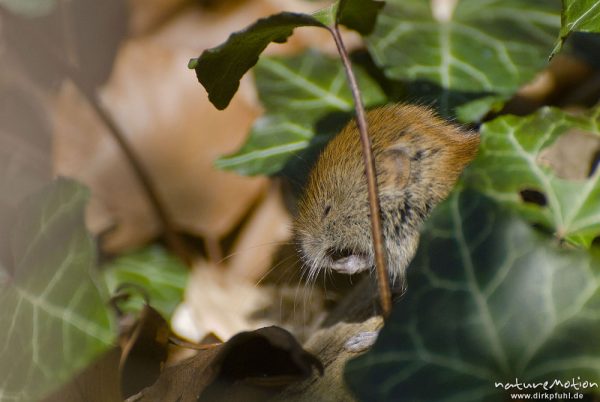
(132, 326, 322, 402)
(273, 277, 384, 402)
(538, 128, 600, 180)
(53, 35, 267, 252)
(53, 0, 364, 256)
(0, 77, 52, 268)
(119, 305, 171, 399)
(43, 348, 123, 402)
(2, 0, 127, 91)
(43, 305, 172, 402)
(227, 182, 292, 282)
(175, 262, 274, 341)
(128, 0, 189, 36)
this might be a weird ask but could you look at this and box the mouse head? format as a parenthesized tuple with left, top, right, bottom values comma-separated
(294, 128, 415, 282)
(294, 104, 479, 282)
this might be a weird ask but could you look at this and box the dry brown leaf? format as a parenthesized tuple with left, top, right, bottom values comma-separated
(128, 0, 189, 36)
(53, 33, 266, 252)
(119, 305, 171, 399)
(273, 317, 382, 402)
(53, 0, 364, 256)
(538, 129, 600, 180)
(130, 326, 322, 402)
(43, 304, 172, 402)
(0, 66, 53, 268)
(43, 348, 123, 402)
(516, 55, 593, 104)
(227, 182, 293, 282)
(274, 278, 384, 402)
(128, 0, 279, 39)
(151, 0, 362, 60)
(173, 261, 275, 341)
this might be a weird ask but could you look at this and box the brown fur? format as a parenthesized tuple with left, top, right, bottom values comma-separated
(294, 104, 479, 282)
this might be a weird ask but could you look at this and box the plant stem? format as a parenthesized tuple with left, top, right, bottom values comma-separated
(80, 89, 192, 265)
(329, 25, 392, 318)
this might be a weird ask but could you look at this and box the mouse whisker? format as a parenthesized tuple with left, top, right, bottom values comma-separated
(294, 262, 310, 325)
(215, 239, 296, 266)
(252, 253, 298, 287)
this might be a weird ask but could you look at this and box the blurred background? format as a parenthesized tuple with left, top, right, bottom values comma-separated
(3, 1, 600, 400)
(0, 0, 358, 349)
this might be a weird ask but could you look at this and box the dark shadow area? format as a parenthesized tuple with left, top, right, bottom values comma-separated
(351, 48, 496, 122)
(519, 189, 548, 206)
(589, 150, 600, 177)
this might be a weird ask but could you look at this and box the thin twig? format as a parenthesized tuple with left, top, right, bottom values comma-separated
(329, 25, 392, 318)
(79, 88, 192, 265)
(169, 336, 222, 350)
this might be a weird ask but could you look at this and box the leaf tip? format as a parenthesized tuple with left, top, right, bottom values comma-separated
(188, 58, 199, 69)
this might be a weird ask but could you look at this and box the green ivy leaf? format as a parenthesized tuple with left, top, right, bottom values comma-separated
(553, 0, 600, 55)
(103, 245, 188, 320)
(338, 0, 386, 35)
(255, 51, 386, 121)
(465, 106, 600, 248)
(455, 94, 511, 123)
(216, 51, 386, 175)
(311, 4, 337, 27)
(0, 0, 56, 17)
(346, 191, 600, 401)
(189, 12, 325, 110)
(368, 0, 560, 95)
(312, 0, 385, 33)
(215, 114, 329, 176)
(190, 0, 388, 110)
(0, 178, 116, 402)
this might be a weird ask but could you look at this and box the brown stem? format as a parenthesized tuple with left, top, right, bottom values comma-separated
(329, 25, 392, 318)
(79, 89, 191, 265)
(169, 336, 222, 350)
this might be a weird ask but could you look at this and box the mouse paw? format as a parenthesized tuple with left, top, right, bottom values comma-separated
(344, 331, 379, 353)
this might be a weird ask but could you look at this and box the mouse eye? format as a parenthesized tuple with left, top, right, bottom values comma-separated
(323, 205, 331, 217)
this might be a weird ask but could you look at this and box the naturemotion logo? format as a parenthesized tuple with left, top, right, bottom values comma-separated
(495, 377, 598, 392)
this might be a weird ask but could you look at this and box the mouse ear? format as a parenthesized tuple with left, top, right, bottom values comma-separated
(378, 145, 411, 190)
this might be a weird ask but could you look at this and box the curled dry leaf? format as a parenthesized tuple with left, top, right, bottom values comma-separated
(173, 261, 275, 342)
(119, 305, 171, 399)
(131, 326, 323, 402)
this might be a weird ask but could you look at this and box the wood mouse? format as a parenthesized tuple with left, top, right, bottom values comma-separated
(294, 104, 479, 284)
